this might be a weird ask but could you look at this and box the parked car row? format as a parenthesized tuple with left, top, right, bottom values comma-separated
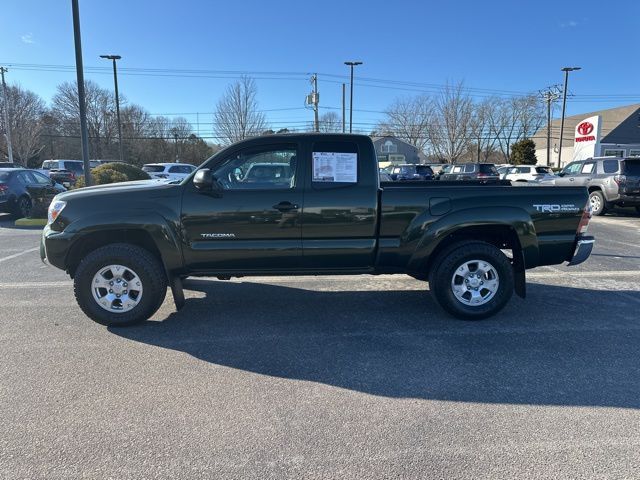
(37, 160, 198, 187)
(380, 156, 640, 216)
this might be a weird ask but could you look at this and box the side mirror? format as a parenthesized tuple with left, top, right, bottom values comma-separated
(193, 169, 223, 197)
(193, 169, 213, 190)
(557, 171, 565, 177)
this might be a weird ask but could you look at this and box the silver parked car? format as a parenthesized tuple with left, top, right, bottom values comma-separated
(555, 157, 640, 215)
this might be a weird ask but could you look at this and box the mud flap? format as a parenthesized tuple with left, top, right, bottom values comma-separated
(512, 249, 526, 299)
(170, 276, 185, 311)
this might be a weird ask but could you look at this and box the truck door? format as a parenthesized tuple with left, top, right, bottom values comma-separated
(181, 142, 304, 271)
(300, 139, 378, 270)
(555, 161, 583, 186)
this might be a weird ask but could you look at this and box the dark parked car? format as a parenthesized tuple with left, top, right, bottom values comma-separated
(439, 163, 500, 182)
(390, 164, 434, 181)
(0, 168, 65, 218)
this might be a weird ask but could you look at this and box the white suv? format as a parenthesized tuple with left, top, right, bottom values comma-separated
(142, 163, 196, 181)
(505, 165, 555, 184)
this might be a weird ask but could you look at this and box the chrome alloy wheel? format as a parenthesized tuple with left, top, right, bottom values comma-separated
(450, 259, 500, 306)
(590, 193, 601, 212)
(91, 264, 143, 313)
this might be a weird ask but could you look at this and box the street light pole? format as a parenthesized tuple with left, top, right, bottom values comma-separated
(100, 54, 124, 162)
(71, 0, 92, 186)
(558, 66, 581, 167)
(344, 61, 362, 133)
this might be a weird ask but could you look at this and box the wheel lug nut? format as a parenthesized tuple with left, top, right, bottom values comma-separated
(109, 289, 113, 293)
(109, 281, 113, 286)
(116, 294, 121, 298)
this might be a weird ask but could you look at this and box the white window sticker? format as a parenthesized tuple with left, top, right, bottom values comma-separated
(312, 152, 358, 182)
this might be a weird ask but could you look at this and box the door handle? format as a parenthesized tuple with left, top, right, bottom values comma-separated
(272, 201, 299, 212)
(569, 178, 575, 181)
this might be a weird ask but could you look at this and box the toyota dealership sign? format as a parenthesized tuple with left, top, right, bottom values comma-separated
(573, 115, 601, 161)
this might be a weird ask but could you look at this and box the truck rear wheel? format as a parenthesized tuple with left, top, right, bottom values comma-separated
(428, 241, 514, 320)
(73, 243, 167, 326)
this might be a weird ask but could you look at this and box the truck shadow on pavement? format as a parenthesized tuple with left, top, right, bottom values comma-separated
(110, 280, 640, 408)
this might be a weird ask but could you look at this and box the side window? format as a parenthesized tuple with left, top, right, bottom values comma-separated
(32, 172, 52, 184)
(16, 172, 32, 185)
(212, 145, 297, 190)
(581, 162, 595, 174)
(452, 165, 463, 173)
(312, 141, 358, 184)
(563, 162, 581, 175)
(464, 164, 475, 173)
(516, 167, 528, 174)
(602, 160, 619, 174)
(169, 165, 191, 174)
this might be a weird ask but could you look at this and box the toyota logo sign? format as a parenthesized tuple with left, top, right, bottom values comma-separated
(577, 121, 594, 136)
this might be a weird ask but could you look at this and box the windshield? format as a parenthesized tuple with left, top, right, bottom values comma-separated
(142, 165, 167, 173)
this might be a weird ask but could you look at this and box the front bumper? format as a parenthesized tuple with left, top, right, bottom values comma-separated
(567, 235, 595, 266)
(40, 225, 73, 271)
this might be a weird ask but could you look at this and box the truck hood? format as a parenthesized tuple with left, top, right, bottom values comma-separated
(56, 180, 177, 202)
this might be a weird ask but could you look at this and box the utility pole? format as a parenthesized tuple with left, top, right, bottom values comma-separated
(558, 67, 581, 167)
(0, 67, 14, 163)
(344, 61, 363, 133)
(100, 54, 124, 162)
(174, 133, 179, 162)
(71, 0, 92, 186)
(539, 85, 561, 166)
(342, 83, 346, 133)
(306, 74, 320, 132)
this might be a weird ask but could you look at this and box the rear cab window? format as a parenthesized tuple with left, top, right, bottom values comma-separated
(64, 161, 84, 173)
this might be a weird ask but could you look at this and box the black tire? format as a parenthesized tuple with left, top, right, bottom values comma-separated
(589, 190, 607, 216)
(13, 195, 32, 219)
(73, 243, 167, 327)
(428, 241, 514, 320)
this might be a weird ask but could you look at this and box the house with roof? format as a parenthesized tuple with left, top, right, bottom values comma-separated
(371, 136, 424, 167)
(534, 104, 640, 167)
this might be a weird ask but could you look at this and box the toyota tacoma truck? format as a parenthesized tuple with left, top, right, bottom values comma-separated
(41, 134, 594, 326)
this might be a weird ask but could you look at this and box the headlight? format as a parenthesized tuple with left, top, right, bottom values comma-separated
(48, 200, 66, 225)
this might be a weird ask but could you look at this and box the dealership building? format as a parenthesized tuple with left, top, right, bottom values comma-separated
(534, 103, 640, 167)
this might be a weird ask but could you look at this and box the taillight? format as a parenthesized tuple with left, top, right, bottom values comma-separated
(0, 184, 8, 192)
(477, 172, 488, 178)
(577, 201, 592, 235)
(70, 172, 76, 181)
(613, 175, 626, 185)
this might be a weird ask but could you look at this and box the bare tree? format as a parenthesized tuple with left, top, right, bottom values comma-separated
(0, 85, 46, 166)
(428, 82, 473, 163)
(376, 95, 433, 153)
(489, 95, 545, 163)
(318, 111, 341, 133)
(51, 80, 118, 158)
(213, 76, 267, 145)
(468, 98, 500, 162)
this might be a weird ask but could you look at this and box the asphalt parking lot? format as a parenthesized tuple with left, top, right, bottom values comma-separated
(1, 210, 639, 479)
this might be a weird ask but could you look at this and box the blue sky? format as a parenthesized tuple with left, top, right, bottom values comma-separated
(1, 0, 639, 137)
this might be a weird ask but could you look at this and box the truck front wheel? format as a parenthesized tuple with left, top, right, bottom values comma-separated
(73, 243, 167, 326)
(428, 241, 514, 320)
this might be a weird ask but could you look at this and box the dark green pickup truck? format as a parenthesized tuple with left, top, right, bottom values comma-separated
(41, 134, 594, 326)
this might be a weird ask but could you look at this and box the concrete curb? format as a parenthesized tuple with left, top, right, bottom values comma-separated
(14, 218, 47, 227)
